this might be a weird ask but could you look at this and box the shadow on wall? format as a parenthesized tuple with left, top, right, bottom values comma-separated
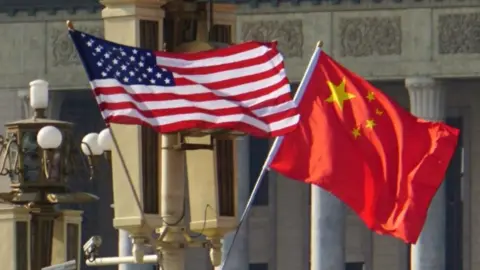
(57, 89, 118, 270)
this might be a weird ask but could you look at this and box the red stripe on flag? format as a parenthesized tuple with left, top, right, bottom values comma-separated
(173, 62, 286, 92)
(154, 41, 276, 61)
(98, 101, 297, 122)
(94, 80, 292, 109)
(103, 114, 296, 138)
(163, 49, 280, 75)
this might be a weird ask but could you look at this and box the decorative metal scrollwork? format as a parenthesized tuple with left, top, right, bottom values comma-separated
(0, 133, 20, 177)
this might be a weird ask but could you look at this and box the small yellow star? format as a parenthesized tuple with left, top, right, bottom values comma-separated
(365, 119, 376, 129)
(376, 108, 384, 116)
(325, 77, 356, 110)
(352, 127, 361, 139)
(366, 92, 375, 102)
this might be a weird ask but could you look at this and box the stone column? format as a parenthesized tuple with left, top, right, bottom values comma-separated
(405, 76, 446, 270)
(216, 136, 250, 270)
(311, 187, 345, 270)
(101, 1, 164, 269)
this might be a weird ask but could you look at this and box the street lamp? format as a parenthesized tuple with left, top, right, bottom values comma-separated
(81, 129, 113, 178)
(0, 79, 110, 270)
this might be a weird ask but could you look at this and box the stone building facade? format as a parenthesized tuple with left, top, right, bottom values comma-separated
(235, 1, 478, 270)
(0, 0, 477, 270)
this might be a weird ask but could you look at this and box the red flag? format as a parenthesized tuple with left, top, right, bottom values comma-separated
(270, 50, 459, 243)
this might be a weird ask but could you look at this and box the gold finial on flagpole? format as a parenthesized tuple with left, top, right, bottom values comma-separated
(317, 40, 324, 48)
(66, 20, 74, 30)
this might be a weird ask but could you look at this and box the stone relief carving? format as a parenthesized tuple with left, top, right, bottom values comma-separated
(50, 25, 104, 67)
(438, 13, 480, 54)
(339, 16, 401, 57)
(241, 20, 303, 58)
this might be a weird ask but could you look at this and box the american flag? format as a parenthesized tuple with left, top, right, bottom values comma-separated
(69, 29, 299, 137)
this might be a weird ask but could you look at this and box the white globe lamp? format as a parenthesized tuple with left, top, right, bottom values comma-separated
(97, 128, 113, 152)
(81, 133, 103, 156)
(37, 126, 63, 149)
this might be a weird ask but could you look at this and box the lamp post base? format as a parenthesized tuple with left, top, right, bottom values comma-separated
(31, 211, 56, 270)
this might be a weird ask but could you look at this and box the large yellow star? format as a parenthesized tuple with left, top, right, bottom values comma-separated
(325, 77, 356, 110)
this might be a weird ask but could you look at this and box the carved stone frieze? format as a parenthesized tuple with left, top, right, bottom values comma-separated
(50, 25, 104, 67)
(241, 20, 303, 58)
(339, 16, 401, 57)
(438, 13, 480, 54)
(241, 0, 477, 13)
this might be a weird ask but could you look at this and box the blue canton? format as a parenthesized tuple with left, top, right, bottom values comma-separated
(70, 30, 176, 87)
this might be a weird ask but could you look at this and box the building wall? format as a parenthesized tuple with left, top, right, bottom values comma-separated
(235, 3, 480, 269)
(235, 5, 480, 81)
(0, 11, 102, 91)
(1, 3, 479, 270)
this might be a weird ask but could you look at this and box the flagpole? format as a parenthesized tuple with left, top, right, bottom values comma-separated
(219, 41, 324, 270)
(308, 42, 345, 270)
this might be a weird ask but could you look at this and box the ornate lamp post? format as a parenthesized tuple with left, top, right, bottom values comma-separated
(0, 79, 110, 270)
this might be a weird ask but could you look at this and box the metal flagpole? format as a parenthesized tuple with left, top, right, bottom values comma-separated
(219, 41, 324, 270)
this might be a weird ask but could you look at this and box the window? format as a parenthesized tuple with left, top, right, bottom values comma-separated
(345, 262, 364, 270)
(162, 11, 198, 51)
(210, 24, 232, 43)
(290, 82, 300, 97)
(249, 137, 269, 206)
(163, 16, 176, 51)
(140, 20, 159, 49)
(30, 216, 54, 270)
(216, 138, 235, 216)
(140, 20, 160, 214)
(445, 116, 464, 270)
(250, 263, 268, 270)
(16, 221, 28, 270)
(406, 244, 411, 270)
(66, 223, 79, 262)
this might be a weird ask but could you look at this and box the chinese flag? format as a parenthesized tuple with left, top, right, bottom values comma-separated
(270, 51, 459, 243)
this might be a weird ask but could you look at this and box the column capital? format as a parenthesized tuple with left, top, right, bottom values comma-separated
(404, 76, 446, 121)
(405, 76, 437, 92)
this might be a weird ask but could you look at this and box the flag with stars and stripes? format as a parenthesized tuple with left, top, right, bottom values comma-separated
(68, 29, 299, 137)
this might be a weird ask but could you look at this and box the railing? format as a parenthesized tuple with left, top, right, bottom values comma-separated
(41, 260, 77, 270)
